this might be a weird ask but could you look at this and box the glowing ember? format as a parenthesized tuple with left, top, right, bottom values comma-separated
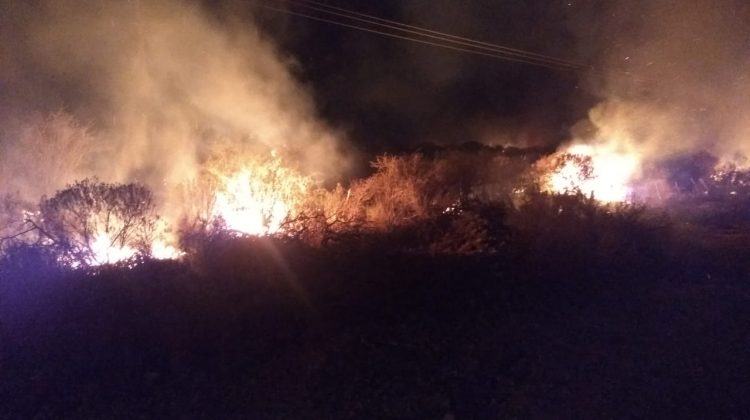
(543, 144, 639, 203)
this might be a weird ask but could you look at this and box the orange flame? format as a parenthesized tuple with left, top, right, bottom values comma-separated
(542, 144, 640, 203)
(207, 153, 312, 236)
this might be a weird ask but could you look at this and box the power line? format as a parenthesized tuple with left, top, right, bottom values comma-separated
(272, 0, 587, 71)
(249, 0, 592, 74)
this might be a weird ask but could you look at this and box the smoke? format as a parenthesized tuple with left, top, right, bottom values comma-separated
(571, 0, 750, 166)
(0, 0, 350, 205)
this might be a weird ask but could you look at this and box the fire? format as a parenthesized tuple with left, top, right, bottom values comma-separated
(542, 144, 640, 203)
(88, 233, 138, 266)
(85, 234, 181, 268)
(207, 154, 312, 236)
(150, 240, 182, 260)
(79, 152, 313, 266)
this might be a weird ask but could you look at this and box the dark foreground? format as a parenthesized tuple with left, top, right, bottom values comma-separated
(1, 222, 749, 418)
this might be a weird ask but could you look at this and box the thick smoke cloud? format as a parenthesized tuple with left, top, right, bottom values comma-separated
(570, 0, 750, 165)
(0, 0, 350, 204)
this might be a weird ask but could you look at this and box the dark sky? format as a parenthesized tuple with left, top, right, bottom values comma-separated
(242, 0, 598, 152)
(5, 0, 747, 159)
(0, 0, 624, 154)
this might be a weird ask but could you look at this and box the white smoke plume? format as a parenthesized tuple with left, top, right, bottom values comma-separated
(0, 0, 351, 209)
(571, 0, 750, 167)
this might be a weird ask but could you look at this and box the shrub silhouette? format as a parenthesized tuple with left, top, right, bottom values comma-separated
(508, 191, 670, 270)
(0, 193, 36, 252)
(37, 179, 158, 267)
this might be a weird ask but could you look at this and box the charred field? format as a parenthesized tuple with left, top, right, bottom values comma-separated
(2, 182, 749, 418)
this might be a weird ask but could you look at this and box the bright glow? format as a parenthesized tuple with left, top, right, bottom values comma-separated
(543, 144, 640, 203)
(150, 240, 182, 260)
(86, 236, 181, 267)
(213, 169, 291, 235)
(89, 233, 138, 266)
(209, 156, 311, 236)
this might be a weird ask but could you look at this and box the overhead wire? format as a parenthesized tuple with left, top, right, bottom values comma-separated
(270, 0, 588, 71)
(248, 0, 593, 74)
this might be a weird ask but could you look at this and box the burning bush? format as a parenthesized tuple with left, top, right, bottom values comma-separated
(535, 145, 639, 203)
(36, 179, 159, 267)
(190, 151, 314, 236)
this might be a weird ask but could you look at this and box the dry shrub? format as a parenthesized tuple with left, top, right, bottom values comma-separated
(0, 193, 56, 276)
(509, 192, 670, 268)
(354, 154, 445, 227)
(176, 217, 234, 275)
(473, 154, 533, 206)
(0, 193, 36, 250)
(264, 154, 439, 245)
(281, 152, 528, 248)
(178, 151, 528, 252)
(349, 154, 459, 228)
(279, 153, 461, 245)
(37, 179, 159, 267)
(424, 210, 498, 255)
(281, 183, 367, 246)
(0, 111, 98, 200)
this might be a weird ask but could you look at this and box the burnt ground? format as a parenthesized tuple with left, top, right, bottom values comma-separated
(1, 222, 749, 418)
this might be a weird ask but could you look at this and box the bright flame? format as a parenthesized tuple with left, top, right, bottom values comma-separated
(87, 235, 181, 267)
(543, 144, 640, 203)
(150, 239, 182, 260)
(89, 233, 138, 266)
(213, 169, 291, 235)
(208, 155, 312, 236)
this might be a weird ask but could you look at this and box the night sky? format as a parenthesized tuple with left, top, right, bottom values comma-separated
(3, 0, 749, 159)
(247, 0, 596, 152)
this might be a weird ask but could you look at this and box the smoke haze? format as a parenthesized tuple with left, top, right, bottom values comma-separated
(2, 0, 750, 205)
(570, 0, 750, 166)
(0, 0, 350, 205)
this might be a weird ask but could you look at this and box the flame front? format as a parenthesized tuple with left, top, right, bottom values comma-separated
(542, 144, 640, 203)
(213, 169, 292, 235)
(87, 235, 180, 267)
(206, 154, 312, 236)
(88, 233, 138, 266)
